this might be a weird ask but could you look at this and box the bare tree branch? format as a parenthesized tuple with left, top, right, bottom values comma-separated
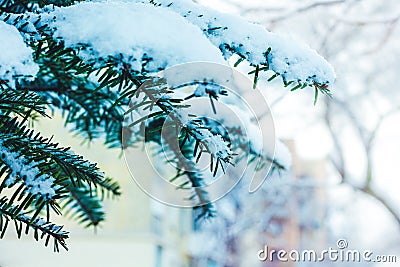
(269, 0, 346, 23)
(325, 100, 347, 182)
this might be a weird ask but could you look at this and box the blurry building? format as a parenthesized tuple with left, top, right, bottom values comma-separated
(260, 140, 328, 267)
(185, 140, 329, 267)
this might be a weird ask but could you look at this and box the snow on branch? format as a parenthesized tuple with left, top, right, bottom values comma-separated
(0, 197, 69, 251)
(144, 0, 335, 85)
(39, 1, 225, 71)
(0, 141, 58, 199)
(126, 76, 234, 168)
(24, 0, 335, 87)
(0, 21, 38, 82)
(0, 0, 334, 228)
(0, 115, 108, 202)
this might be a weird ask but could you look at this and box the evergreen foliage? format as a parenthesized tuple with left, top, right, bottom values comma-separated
(0, 0, 333, 250)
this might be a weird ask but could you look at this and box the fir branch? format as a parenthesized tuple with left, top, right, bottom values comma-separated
(0, 117, 105, 188)
(126, 75, 234, 167)
(0, 197, 69, 252)
(60, 177, 120, 227)
(0, 115, 120, 229)
(199, 117, 286, 172)
(94, 177, 121, 200)
(60, 181, 104, 227)
(142, 117, 215, 216)
(0, 0, 77, 14)
(0, 87, 48, 118)
(164, 127, 215, 218)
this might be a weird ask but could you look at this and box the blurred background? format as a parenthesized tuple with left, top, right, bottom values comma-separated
(0, 0, 399, 266)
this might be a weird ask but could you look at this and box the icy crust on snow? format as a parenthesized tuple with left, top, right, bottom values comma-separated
(42, 1, 225, 72)
(0, 21, 38, 82)
(0, 142, 57, 199)
(134, 0, 335, 85)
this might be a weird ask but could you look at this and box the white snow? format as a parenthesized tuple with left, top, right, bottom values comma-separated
(0, 21, 38, 82)
(132, 0, 336, 85)
(34, 0, 334, 84)
(0, 141, 57, 199)
(176, 98, 265, 158)
(186, 121, 232, 161)
(18, 213, 68, 234)
(163, 63, 234, 89)
(193, 83, 224, 97)
(42, 1, 225, 72)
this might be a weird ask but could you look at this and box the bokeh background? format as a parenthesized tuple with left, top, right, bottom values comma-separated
(1, 0, 399, 266)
